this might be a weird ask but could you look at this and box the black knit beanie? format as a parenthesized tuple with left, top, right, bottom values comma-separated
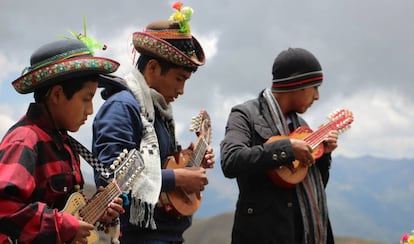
(271, 48, 323, 92)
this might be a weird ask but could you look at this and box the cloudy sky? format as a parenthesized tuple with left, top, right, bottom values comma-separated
(1, 0, 414, 217)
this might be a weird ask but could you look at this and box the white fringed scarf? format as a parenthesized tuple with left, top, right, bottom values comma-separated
(123, 69, 168, 229)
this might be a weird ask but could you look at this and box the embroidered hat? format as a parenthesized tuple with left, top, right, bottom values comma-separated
(12, 39, 120, 94)
(271, 48, 323, 92)
(132, 2, 205, 68)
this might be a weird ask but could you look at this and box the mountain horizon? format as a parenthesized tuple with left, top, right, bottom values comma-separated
(84, 154, 413, 243)
(193, 155, 414, 243)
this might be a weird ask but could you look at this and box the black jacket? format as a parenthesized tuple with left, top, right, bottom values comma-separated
(220, 93, 334, 244)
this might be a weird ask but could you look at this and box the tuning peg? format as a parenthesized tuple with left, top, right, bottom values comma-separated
(119, 153, 126, 160)
(110, 159, 120, 170)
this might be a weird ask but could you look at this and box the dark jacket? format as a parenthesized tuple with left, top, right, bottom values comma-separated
(220, 93, 334, 244)
(93, 87, 190, 242)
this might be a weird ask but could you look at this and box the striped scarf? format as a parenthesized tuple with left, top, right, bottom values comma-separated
(263, 88, 328, 244)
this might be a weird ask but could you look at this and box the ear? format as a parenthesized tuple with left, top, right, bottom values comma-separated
(49, 85, 63, 104)
(144, 60, 161, 87)
(147, 59, 159, 74)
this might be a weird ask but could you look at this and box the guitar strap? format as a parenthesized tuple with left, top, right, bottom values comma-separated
(68, 135, 113, 179)
(67, 136, 121, 243)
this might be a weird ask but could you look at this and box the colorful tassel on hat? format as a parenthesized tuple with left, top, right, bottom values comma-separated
(61, 15, 107, 55)
(169, 2, 193, 33)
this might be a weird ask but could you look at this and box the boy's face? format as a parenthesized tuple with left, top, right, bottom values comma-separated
(53, 80, 98, 132)
(150, 65, 192, 104)
(289, 85, 320, 114)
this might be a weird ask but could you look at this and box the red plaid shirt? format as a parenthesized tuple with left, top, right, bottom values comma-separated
(0, 103, 84, 243)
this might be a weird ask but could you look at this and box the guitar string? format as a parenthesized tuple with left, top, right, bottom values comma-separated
(84, 185, 121, 224)
(80, 183, 116, 223)
(190, 137, 203, 166)
(89, 184, 121, 223)
(195, 140, 208, 166)
(85, 184, 113, 223)
(189, 137, 208, 167)
(304, 123, 335, 149)
(303, 114, 351, 149)
(80, 182, 121, 224)
(81, 183, 116, 214)
(81, 152, 139, 223)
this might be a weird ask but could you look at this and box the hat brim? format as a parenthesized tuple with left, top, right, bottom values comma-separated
(132, 32, 205, 68)
(12, 56, 119, 94)
(98, 74, 128, 89)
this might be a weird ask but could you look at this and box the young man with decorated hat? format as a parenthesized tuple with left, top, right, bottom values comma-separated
(92, 2, 214, 244)
(0, 38, 125, 243)
(220, 48, 339, 243)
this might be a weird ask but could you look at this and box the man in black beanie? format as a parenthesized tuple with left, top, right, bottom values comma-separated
(221, 47, 339, 243)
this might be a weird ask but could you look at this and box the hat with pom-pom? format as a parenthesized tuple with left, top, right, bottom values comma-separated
(132, 2, 205, 68)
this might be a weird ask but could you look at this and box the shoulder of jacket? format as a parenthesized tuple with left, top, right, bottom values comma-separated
(234, 98, 260, 111)
(105, 90, 139, 105)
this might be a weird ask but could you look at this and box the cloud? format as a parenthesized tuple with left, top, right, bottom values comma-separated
(0, 105, 15, 137)
(2, 0, 414, 207)
(194, 31, 219, 61)
(0, 52, 22, 90)
(305, 88, 414, 159)
(93, 26, 140, 77)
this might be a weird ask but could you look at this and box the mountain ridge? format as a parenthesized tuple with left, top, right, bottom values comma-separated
(86, 155, 412, 243)
(184, 212, 388, 244)
(193, 155, 413, 243)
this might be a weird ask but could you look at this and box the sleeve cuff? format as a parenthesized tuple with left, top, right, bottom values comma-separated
(57, 211, 79, 242)
(161, 169, 176, 192)
(264, 138, 295, 166)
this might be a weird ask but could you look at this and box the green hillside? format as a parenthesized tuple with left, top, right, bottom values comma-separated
(183, 212, 387, 244)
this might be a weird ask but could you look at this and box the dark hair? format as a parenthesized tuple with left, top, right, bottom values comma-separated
(34, 75, 99, 102)
(136, 54, 198, 74)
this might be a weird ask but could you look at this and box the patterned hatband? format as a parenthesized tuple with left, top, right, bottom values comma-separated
(12, 56, 119, 94)
(132, 31, 205, 68)
(144, 29, 192, 40)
